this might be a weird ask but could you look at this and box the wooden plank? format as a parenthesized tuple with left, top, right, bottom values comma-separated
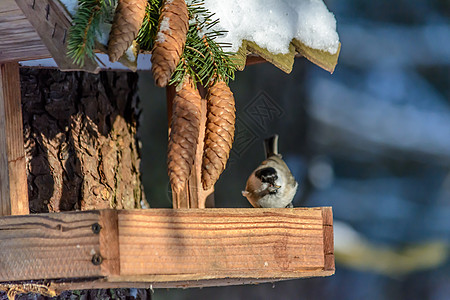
(0, 211, 103, 281)
(3, 267, 334, 295)
(0, 0, 50, 62)
(0, 63, 29, 215)
(0, 208, 334, 287)
(99, 210, 120, 276)
(0, 66, 10, 216)
(0, 62, 29, 216)
(292, 39, 341, 74)
(246, 41, 296, 74)
(118, 208, 329, 280)
(50, 271, 336, 292)
(14, 0, 99, 73)
(322, 207, 335, 271)
(4, 62, 26, 215)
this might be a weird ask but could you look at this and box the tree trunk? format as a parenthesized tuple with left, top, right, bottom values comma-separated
(20, 69, 145, 213)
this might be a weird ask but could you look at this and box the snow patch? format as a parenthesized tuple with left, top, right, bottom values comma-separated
(159, 16, 172, 34)
(156, 16, 172, 43)
(60, 0, 78, 16)
(125, 44, 136, 61)
(96, 22, 112, 46)
(156, 32, 166, 43)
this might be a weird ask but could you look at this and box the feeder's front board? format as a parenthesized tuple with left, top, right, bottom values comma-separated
(0, 208, 334, 289)
(15, 0, 99, 73)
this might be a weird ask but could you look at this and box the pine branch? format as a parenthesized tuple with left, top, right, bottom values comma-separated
(67, 0, 116, 67)
(67, 0, 237, 79)
(169, 0, 236, 88)
(136, 0, 162, 50)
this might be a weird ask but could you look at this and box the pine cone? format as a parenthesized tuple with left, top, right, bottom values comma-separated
(167, 78, 202, 193)
(108, 0, 148, 62)
(202, 80, 236, 190)
(151, 0, 189, 87)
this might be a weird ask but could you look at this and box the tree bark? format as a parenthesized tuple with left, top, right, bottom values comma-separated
(20, 68, 145, 212)
(8, 68, 151, 299)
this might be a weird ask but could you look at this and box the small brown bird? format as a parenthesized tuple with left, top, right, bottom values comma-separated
(242, 135, 298, 208)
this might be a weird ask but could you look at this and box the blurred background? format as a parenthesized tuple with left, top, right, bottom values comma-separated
(138, 0, 450, 299)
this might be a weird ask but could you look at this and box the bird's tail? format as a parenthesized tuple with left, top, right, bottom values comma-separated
(264, 134, 279, 158)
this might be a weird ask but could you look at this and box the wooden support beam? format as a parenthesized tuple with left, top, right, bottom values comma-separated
(0, 62, 29, 216)
(0, 68, 9, 215)
(0, 207, 334, 289)
(14, 0, 99, 72)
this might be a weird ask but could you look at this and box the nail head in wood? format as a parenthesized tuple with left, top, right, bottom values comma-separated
(45, 4, 50, 20)
(91, 223, 101, 234)
(91, 254, 103, 266)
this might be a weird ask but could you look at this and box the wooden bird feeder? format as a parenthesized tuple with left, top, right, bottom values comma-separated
(0, 0, 335, 296)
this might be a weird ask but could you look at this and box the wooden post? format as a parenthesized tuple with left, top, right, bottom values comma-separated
(166, 85, 214, 209)
(0, 62, 29, 216)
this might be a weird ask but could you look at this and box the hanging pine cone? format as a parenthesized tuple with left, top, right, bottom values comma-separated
(202, 80, 236, 190)
(167, 78, 202, 193)
(151, 0, 189, 87)
(108, 0, 148, 62)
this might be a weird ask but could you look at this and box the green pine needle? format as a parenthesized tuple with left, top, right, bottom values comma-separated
(67, 0, 237, 82)
(67, 0, 115, 67)
(169, 0, 236, 88)
(136, 0, 162, 50)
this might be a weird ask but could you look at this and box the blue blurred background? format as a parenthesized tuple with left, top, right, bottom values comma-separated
(138, 0, 450, 298)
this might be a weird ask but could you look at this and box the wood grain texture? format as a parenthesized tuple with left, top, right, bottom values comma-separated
(51, 271, 336, 292)
(119, 208, 328, 279)
(292, 39, 341, 74)
(99, 210, 120, 276)
(0, 63, 29, 216)
(322, 207, 335, 271)
(14, 0, 99, 72)
(0, 0, 49, 62)
(246, 41, 296, 74)
(0, 211, 103, 281)
(0, 65, 10, 216)
(0, 208, 334, 287)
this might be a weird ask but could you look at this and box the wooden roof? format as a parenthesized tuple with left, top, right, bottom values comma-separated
(0, 0, 50, 62)
(0, 0, 339, 72)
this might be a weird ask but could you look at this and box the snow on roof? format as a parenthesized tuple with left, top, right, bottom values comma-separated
(201, 0, 340, 55)
(62, 0, 339, 55)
